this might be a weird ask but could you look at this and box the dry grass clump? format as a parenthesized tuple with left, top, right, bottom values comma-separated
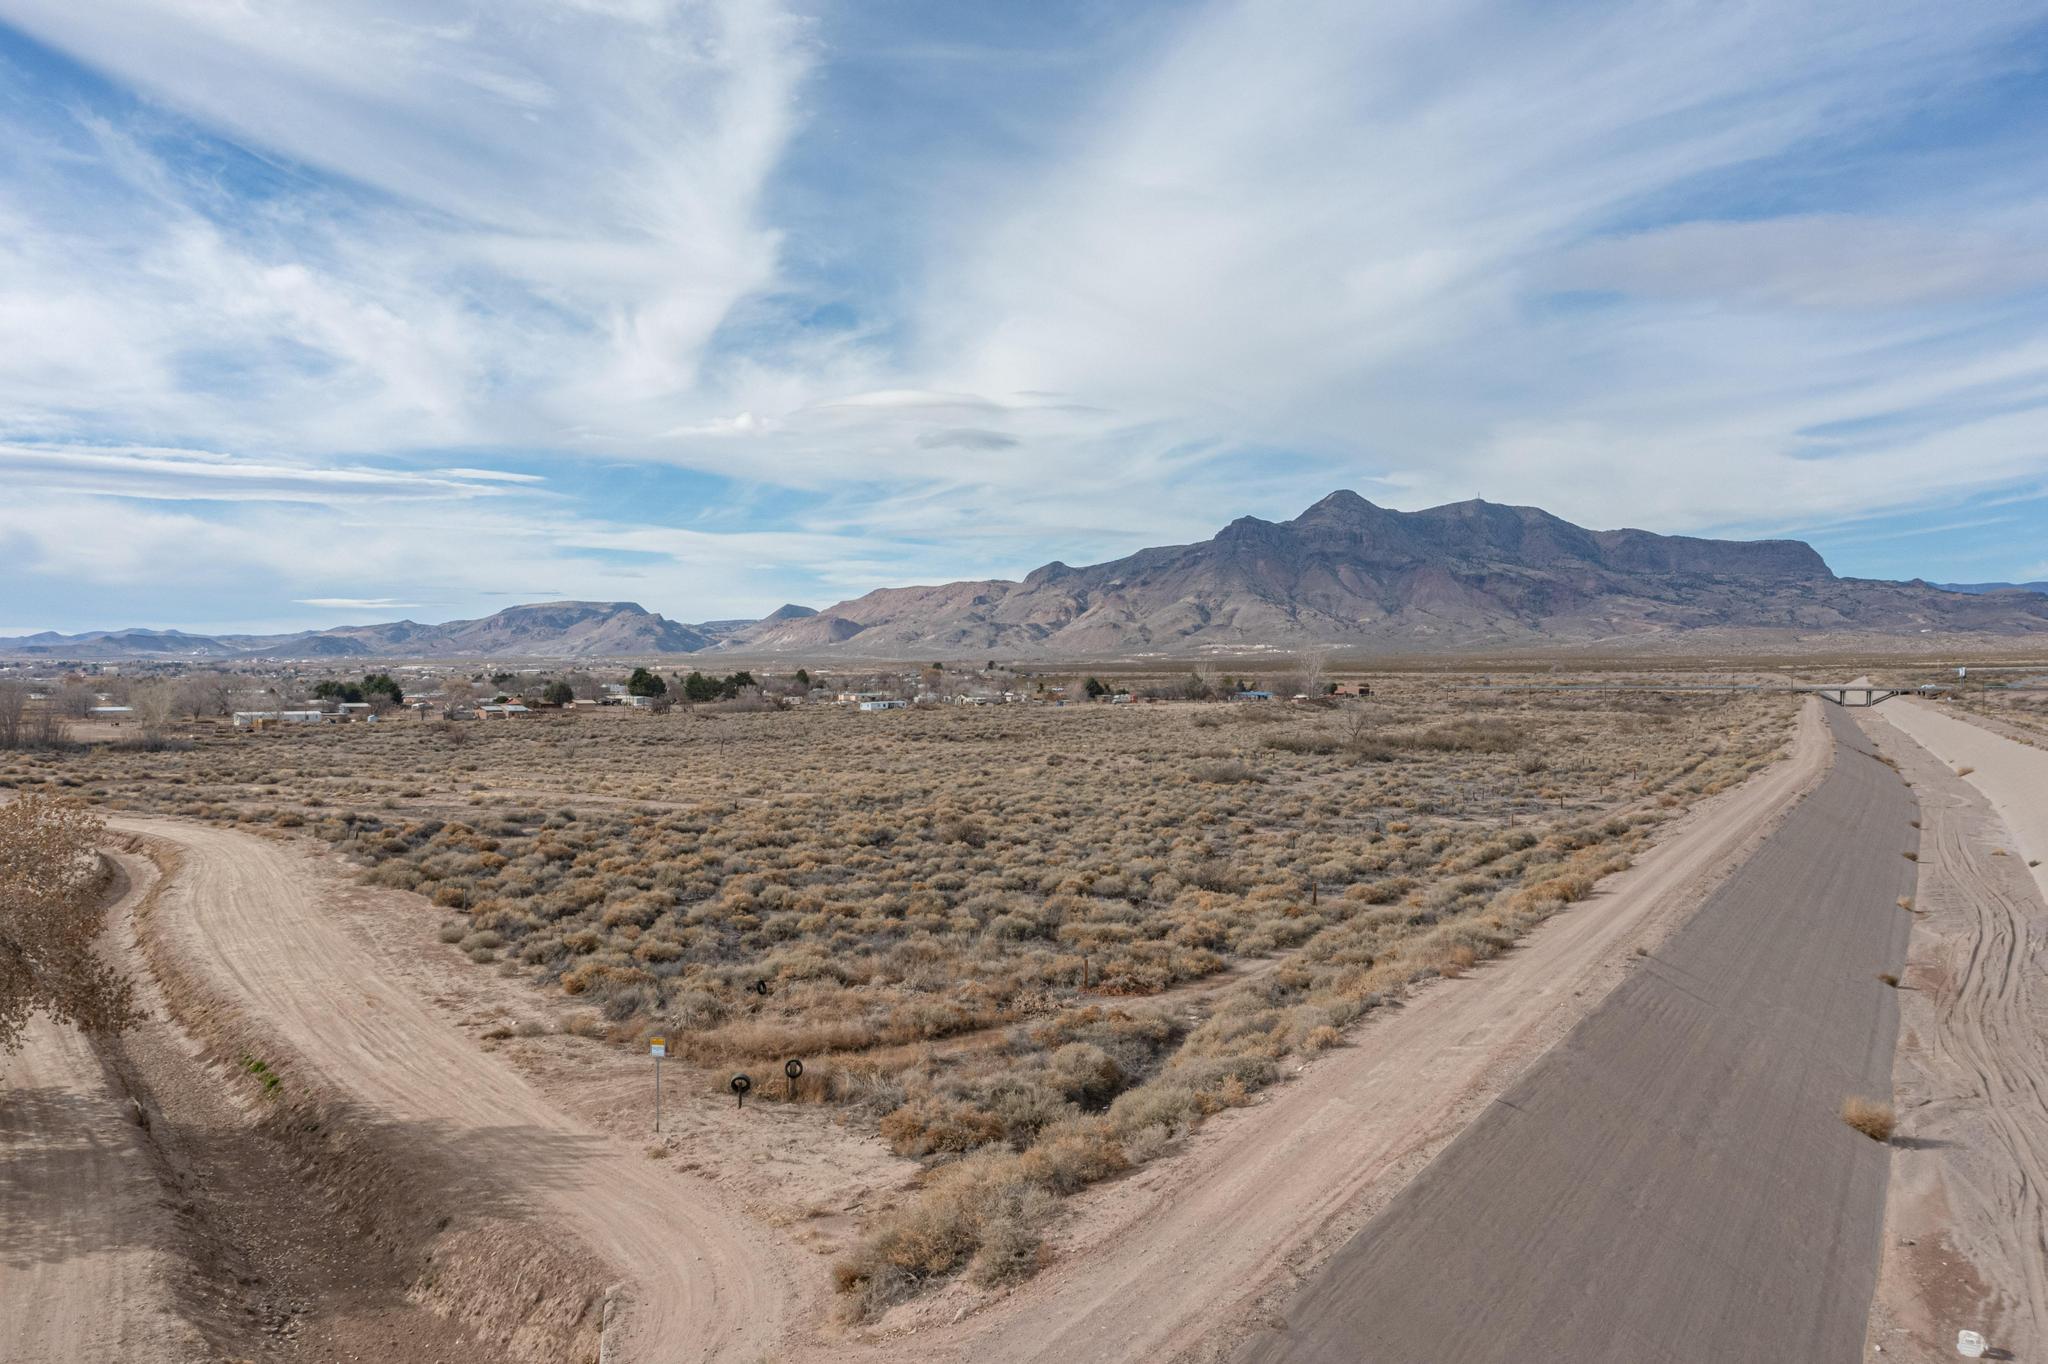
(1840, 1095, 1896, 1142)
(1189, 758, 1263, 783)
(28, 671, 1797, 1313)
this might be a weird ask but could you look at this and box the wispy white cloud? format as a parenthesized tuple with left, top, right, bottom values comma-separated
(0, 443, 526, 501)
(2, 0, 2046, 631)
(0, 0, 813, 451)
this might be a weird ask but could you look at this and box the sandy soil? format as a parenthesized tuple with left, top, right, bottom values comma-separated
(0, 854, 206, 1364)
(1232, 702, 1914, 1364)
(111, 814, 808, 1364)
(1861, 705, 2048, 1361)
(760, 698, 1833, 1363)
(1879, 698, 2048, 905)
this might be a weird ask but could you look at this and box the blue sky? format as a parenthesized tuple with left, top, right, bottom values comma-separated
(2, 0, 2047, 634)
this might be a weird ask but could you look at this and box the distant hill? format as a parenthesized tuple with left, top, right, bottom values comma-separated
(10, 495, 2048, 660)
(729, 492, 2048, 655)
(0, 601, 716, 660)
(1932, 581, 2048, 596)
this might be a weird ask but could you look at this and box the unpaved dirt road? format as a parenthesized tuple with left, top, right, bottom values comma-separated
(1233, 704, 1914, 1364)
(1880, 698, 2048, 904)
(795, 701, 1832, 1364)
(1862, 704, 2048, 1359)
(112, 815, 804, 1364)
(0, 859, 206, 1364)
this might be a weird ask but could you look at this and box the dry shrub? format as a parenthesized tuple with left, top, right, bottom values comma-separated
(836, 1120, 1123, 1316)
(879, 1095, 1006, 1157)
(1840, 1096, 1895, 1142)
(1393, 719, 1525, 753)
(1189, 759, 1262, 784)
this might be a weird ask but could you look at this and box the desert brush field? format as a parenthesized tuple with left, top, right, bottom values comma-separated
(2, 677, 1797, 1316)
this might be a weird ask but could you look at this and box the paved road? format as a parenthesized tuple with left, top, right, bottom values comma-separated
(1234, 705, 1917, 1364)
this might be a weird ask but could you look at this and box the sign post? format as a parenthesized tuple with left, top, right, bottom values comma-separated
(650, 1037, 666, 1131)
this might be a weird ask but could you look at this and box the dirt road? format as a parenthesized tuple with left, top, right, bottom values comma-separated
(0, 859, 206, 1364)
(112, 815, 804, 1364)
(1862, 704, 2048, 1359)
(1879, 698, 2048, 903)
(1232, 703, 1914, 1364)
(799, 700, 1833, 1363)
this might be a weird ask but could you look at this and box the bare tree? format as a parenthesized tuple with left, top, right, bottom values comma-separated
(441, 678, 477, 720)
(130, 682, 177, 737)
(0, 681, 25, 749)
(55, 683, 96, 719)
(175, 673, 234, 719)
(0, 794, 140, 1055)
(1299, 647, 1330, 698)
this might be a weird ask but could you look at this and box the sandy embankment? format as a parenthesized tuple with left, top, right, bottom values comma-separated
(1861, 702, 2048, 1361)
(1879, 698, 2048, 904)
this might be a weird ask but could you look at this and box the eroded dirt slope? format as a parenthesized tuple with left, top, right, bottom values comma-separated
(0, 859, 206, 1364)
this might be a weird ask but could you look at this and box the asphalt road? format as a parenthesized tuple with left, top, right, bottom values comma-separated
(1233, 704, 1917, 1364)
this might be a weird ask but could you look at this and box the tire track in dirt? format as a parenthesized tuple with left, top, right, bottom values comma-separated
(793, 700, 1832, 1363)
(0, 856, 207, 1364)
(1862, 705, 2048, 1358)
(111, 814, 804, 1364)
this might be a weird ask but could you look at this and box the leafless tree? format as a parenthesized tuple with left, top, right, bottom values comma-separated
(441, 678, 477, 720)
(176, 673, 234, 719)
(0, 681, 25, 749)
(55, 683, 96, 719)
(0, 794, 140, 1055)
(130, 682, 177, 737)
(1299, 648, 1330, 698)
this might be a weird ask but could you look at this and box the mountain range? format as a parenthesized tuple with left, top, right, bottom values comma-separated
(0, 602, 814, 662)
(8, 493, 2046, 660)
